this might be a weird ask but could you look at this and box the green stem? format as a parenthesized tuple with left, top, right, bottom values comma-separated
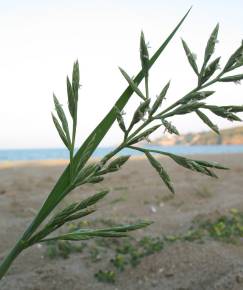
(126, 116, 154, 143)
(0, 142, 136, 281)
(99, 143, 125, 166)
(0, 240, 25, 280)
(145, 76, 149, 99)
(72, 142, 126, 186)
(128, 145, 169, 156)
(0, 183, 72, 280)
(158, 87, 199, 117)
(198, 61, 207, 87)
(70, 109, 78, 182)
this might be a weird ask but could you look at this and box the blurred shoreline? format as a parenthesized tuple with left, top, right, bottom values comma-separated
(1, 151, 243, 169)
(1, 144, 243, 162)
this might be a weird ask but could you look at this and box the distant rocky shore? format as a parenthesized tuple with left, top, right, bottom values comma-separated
(153, 125, 243, 146)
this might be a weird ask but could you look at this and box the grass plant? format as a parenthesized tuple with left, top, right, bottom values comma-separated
(1, 8, 243, 280)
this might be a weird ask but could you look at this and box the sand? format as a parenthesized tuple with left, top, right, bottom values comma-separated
(0, 153, 243, 290)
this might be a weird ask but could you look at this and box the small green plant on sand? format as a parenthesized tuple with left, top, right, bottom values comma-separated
(43, 210, 243, 283)
(94, 270, 116, 284)
(45, 240, 87, 259)
(1, 8, 243, 279)
(200, 208, 243, 243)
(166, 209, 243, 244)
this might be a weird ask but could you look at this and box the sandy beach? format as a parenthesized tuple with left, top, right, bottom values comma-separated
(1, 153, 243, 290)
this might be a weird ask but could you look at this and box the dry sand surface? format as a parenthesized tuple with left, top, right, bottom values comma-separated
(0, 154, 243, 290)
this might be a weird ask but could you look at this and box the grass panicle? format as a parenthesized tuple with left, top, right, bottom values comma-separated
(1, 8, 243, 281)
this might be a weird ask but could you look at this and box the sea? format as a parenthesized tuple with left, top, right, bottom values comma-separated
(0, 145, 243, 161)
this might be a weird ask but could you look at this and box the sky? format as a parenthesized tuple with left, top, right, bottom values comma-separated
(0, 0, 242, 149)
